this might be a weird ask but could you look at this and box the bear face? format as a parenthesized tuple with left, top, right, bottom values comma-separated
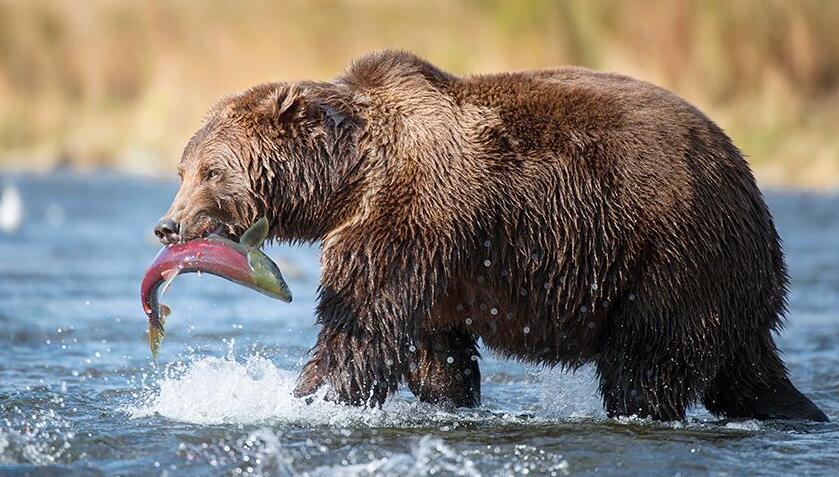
(156, 115, 260, 243)
(155, 83, 360, 245)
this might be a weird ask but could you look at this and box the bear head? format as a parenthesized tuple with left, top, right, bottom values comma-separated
(154, 82, 361, 245)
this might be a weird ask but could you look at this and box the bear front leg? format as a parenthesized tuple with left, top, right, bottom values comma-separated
(295, 319, 403, 406)
(293, 238, 443, 407)
(406, 326, 481, 407)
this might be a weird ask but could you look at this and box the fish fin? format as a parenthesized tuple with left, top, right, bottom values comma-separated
(160, 268, 180, 295)
(239, 217, 269, 249)
(160, 304, 171, 324)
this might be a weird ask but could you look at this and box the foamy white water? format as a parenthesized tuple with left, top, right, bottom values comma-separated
(131, 355, 346, 426)
(129, 354, 517, 428)
(536, 366, 607, 419)
(129, 353, 615, 429)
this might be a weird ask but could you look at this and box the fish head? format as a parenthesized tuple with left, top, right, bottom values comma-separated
(238, 217, 292, 302)
(247, 249, 293, 303)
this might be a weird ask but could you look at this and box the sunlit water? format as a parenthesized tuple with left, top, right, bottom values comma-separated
(1, 171, 837, 476)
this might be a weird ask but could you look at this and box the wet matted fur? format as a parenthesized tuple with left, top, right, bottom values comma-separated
(158, 50, 827, 421)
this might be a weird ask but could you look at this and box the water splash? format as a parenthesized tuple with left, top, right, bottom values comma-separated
(128, 354, 502, 428)
(130, 354, 321, 426)
(724, 420, 762, 431)
(0, 404, 73, 465)
(536, 365, 607, 419)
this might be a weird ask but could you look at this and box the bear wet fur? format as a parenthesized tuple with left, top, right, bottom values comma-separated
(159, 50, 827, 421)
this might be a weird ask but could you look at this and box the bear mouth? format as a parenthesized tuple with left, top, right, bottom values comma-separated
(186, 215, 254, 244)
(185, 218, 237, 243)
(202, 222, 238, 242)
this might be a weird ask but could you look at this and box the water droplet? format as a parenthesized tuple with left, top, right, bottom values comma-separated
(490, 308, 498, 315)
(409, 345, 416, 352)
(580, 305, 588, 313)
(544, 282, 551, 290)
(629, 293, 637, 301)
(591, 283, 599, 291)
(484, 259, 491, 267)
(465, 318, 473, 325)
(470, 355, 479, 361)
(523, 326, 531, 334)
(385, 359, 394, 366)
(456, 304, 464, 312)
(446, 356, 454, 364)
(464, 369, 471, 375)
(484, 240, 491, 247)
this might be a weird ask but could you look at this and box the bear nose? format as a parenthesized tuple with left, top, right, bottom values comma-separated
(154, 218, 180, 244)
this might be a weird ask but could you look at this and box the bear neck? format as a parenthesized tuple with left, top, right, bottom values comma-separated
(262, 110, 367, 244)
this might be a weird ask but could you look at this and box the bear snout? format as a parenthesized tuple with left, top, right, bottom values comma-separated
(154, 217, 180, 244)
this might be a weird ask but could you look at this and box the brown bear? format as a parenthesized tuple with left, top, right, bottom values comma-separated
(154, 50, 827, 422)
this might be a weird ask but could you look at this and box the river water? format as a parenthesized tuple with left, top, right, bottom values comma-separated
(1, 171, 837, 476)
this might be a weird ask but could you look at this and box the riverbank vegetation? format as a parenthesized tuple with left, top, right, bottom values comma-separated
(1, 0, 837, 187)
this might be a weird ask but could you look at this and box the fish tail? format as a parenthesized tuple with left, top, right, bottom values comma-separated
(148, 304, 170, 360)
(148, 322, 165, 360)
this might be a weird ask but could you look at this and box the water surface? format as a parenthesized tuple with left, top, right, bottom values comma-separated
(1, 172, 837, 476)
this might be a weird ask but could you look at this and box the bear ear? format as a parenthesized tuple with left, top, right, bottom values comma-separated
(309, 86, 359, 133)
(257, 84, 302, 125)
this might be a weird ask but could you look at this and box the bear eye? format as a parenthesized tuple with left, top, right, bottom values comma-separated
(205, 169, 221, 181)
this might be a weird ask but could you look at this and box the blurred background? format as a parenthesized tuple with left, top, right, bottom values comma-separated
(2, 2, 839, 474)
(1, 0, 838, 187)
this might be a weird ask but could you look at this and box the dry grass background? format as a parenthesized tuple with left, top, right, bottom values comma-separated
(1, 0, 838, 187)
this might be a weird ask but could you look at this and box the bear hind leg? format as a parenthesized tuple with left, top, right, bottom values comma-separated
(406, 327, 481, 408)
(595, 339, 703, 421)
(702, 339, 828, 422)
